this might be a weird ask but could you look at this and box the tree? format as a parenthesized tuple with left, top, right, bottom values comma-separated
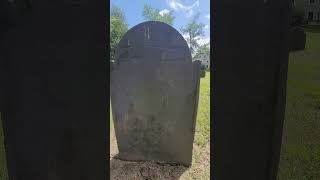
(142, 4, 175, 26)
(194, 43, 210, 70)
(110, 5, 128, 61)
(181, 13, 205, 55)
(194, 43, 210, 60)
(291, 0, 307, 26)
(111, 5, 126, 22)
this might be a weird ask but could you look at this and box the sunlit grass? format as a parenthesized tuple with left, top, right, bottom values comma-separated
(194, 72, 210, 146)
(277, 38, 320, 180)
(305, 30, 320, 53)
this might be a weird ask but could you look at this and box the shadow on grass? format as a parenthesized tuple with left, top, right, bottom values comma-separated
(110, 156, 188, 180)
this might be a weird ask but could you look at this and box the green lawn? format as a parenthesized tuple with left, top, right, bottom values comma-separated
(0, 114, 8, 180)
(194, 72, 211, 146)
(304, 27, 320, 53)
(277, 30, 320, 180)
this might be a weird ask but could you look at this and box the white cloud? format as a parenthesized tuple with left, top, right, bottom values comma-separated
(166, 0, 200, 17)
(205, 14, 210, 20)
(168, 0, 184, 10)
(204, 25, 209, 29)
(159, 9, 170, 16)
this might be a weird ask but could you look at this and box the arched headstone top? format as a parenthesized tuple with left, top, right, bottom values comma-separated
(115, 21, 192, 62)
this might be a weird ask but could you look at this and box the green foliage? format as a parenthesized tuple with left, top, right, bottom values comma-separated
(142, 4, 175, 26)
(197, 43, 210, 54)
(194, 43, 209, 59)
(292, 0, 305, 17)
(181, 13, 205, 55)
(111, 5, 126, 22)
(291, 0, 307, 26)
(194, 43, 210, 70)
(110, 5, 128, 61)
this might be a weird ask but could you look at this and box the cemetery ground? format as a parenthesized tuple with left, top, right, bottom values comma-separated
(0, 29, 319, 180)
(277, 27, 320, 180)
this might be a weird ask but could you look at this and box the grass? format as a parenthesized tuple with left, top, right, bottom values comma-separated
(189, 73, 211, 179)
(0, 113, 8, 180)
(305, 28, 320, 53)
(277, 30, 320, 180)
(194, 72, 211, 146)
(110, 105, 113, 127)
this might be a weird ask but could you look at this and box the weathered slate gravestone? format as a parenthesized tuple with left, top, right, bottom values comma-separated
(213, 0, 291, 179)
(289, 27, 306, 51)
(1, 1, 108, 180)
(110, 21, 202, 166)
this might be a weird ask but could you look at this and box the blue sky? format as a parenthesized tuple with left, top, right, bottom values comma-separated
(110, 0, 210, 45)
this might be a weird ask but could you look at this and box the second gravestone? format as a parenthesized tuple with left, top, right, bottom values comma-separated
(213, 0, 291, 179)
(110, 21, 202, 166)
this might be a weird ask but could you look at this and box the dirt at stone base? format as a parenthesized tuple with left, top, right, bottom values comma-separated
(110, 158, 188, 180)
(110, 128, 210, 180)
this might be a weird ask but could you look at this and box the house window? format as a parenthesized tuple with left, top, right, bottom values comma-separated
(308, 12, 314, 21)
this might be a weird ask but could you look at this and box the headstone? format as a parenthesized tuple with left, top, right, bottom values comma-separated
(110, 21, 201, 166)
(289, 27, 306, 51)
(213, 0, 291, 179)
(0, 1, 108, 179)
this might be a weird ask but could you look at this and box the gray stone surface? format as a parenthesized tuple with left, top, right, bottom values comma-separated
(213, 0, 291, 179)
(111, 21, 201, 166)
(0, 1, 108, 179)
(289, 27, 306, 51)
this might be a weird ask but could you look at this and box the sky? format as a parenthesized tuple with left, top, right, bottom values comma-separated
(110, 0, 210, 45)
